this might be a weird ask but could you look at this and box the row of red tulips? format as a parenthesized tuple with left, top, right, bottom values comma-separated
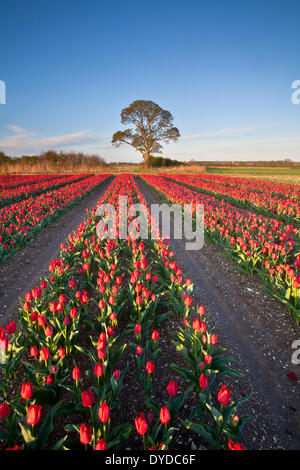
(0, 174, 92, 208)
(0, 174, 110, 264)
(190, 173, 300, 199)
(0, 174, 249, 450)
(141, 174, 300, 324)
(0, 174, 70, 190)
(161, 174, 300, 226)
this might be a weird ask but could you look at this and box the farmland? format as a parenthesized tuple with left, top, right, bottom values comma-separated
(0, 172, 299, 451)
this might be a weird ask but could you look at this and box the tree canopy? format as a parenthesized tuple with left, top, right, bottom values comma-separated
(112, 100, 180, 165)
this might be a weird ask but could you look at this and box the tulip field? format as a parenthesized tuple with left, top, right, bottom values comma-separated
(0, 172, 299, 451)
(143, 174, 300, 324)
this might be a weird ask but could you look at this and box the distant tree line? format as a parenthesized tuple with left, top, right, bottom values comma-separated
(0, 150, 107, 173)
(188, 158, 300, 168)
(147, 156, 182, 167)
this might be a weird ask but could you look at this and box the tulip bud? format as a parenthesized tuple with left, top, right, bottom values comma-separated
(82, 389, 94, 407)
(199, 373, 209, 390)
(95, 438, 107, 450)
(72, 366, 81, 381)
(135, 412, 148, 435)
(159, 405, 171, 424)
(98, 401, 110, 423)
(21, 382, 33, 400)
(80, 423, 92, 445)
(26, 404, 41, 426)
(167, 380, 178, 396)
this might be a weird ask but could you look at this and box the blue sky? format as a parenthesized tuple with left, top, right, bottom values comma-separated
(0, 0, 299, 162)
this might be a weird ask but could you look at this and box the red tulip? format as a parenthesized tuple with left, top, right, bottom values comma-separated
(218, 385, 231, 406)
(21, 382, 33, 400)
(135, 412, 148, 435)
(58, 347, 66, 358)
(228, 439, 244, 450)
(184, 296, 192, 307)
(146, 361, 155, 374)
(160, 405, 171, 424)
(167, 380, 178, 396)
(199, 373, 209, 390)
(94, 363, 104, 377)
(152, 330, 159, 341)
(210, 334, 217, 345)
(45, 326, 53, 337)
(39, 346, 50, 361)
(95, 438, 107, 450)
(26, 404, 41, 426)
(0, 402, 10, 419)
(30, 346, 38, 357)
(6, 321, 16, 335)
(80, 423, 92, 445)
(72, 366, 81, 381)
(82, 389, 94, 407)
(197, 305, 205, 316)
(98, 401, 110, 423)
(70, 307, 77, 319)
(38, 315, 47, 327)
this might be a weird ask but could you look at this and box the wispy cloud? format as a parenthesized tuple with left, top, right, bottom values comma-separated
(0, 125, 107, 155)
(6, 124, 28, 134)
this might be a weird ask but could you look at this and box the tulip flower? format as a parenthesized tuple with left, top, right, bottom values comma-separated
(94, 362, 104, 378)
(30, 346, 38, 357)
(228, 439, 244, 450)
(98, 401, 110, 423)
(80, 423, 92, 445)
(167, 380, 178, 396)
(199, 373, 209, 390)
(95, 439, 107, 450)
(6, 321, 16, 335)
(218, 385, 231, 406)
(26, 404, 41, 426)
(72, 366, 81, 381)
(146, 361, 155, 374)
(82, 389, 94, 408)
(39, 346, 50, 362)
(152, 330, 159, 341)
(0, 402, 10, 419)
(160, 405, 171, 424)
(21, 382, 33, 400)
(135, 412, 148, 435)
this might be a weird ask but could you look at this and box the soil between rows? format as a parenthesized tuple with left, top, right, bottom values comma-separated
(134, 175, 300, 450)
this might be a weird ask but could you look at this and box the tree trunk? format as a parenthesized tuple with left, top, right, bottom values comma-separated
(144, 149, 151, 167)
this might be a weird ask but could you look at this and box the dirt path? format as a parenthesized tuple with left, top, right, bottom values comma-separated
(0, 175, 114, 324)
(135, 176, 300, 450)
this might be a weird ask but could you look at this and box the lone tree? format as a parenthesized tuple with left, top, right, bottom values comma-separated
(112, 100, 180, 166)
